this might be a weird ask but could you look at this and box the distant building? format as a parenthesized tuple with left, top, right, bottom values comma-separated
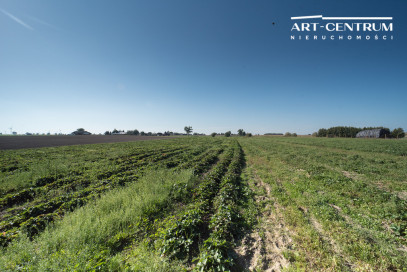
(356, 129, 389, 138)
(112, 131, 126, 135)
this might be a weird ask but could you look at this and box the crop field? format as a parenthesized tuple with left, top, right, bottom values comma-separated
(0, 137, 406, 271)
(0, 135, 174, 150)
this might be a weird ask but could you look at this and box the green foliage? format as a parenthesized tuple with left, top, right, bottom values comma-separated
(184, 126, 193, 135)
(238, 136, 407, 270)
(237, 129, 246, 136)
(0, 169, 195, 270)
(0, 137, 240, 270)
(194, 142, 244, 271)
(195, 238, 233, 272)
(0, 138, 222, 246)
(284, 132, 297, 137)
(111, 241, 184, 271)
(159, 209, 204, 259)
(224, 131, 231, 137)
(317, 128, 328, 137)
(392, 128, 405, 139)
(316, 126, 395, 138)
(211, 133, 216, 137)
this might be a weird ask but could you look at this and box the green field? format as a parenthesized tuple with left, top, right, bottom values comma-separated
(1, 137, 407, 271)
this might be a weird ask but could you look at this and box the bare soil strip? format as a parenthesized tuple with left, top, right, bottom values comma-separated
(235, 172, 292, 271)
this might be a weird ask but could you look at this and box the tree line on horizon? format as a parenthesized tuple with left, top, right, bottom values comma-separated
(70, 127, 255, 137)
(315, 126, 405, 138)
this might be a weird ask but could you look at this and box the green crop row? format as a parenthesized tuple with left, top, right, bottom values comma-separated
(157, 143, 236, 262)
(195, 142, 244, 271)
(155, 140, 249, 271)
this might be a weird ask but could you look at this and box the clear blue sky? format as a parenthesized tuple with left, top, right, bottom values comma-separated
(1, 0, 406, 135)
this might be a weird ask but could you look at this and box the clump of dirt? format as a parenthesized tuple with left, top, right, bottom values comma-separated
(397, 191, 407, 200)
(342, 170, 361, 180)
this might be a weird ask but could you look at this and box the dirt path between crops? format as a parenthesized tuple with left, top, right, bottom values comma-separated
(235, 172, 292, 271)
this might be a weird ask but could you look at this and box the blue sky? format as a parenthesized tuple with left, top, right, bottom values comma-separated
(1, 0, 406, 135)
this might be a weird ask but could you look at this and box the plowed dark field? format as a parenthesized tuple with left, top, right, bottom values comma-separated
(0, 135, 174, 150)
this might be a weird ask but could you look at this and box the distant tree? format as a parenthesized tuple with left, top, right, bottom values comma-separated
(292, 133, 297, 137)
(73, 128, 87, 135)
(246, 133, 252, 137)
(317, 128, 327, 137)
(104, 131, 111, 135)
(211, 132, 216, 137)
(392, 128, 405, 139)
(133, 129, 140, 136)
(284, 132, 292, 137)
(147, 132, 152, 136)
(112, 129, 119, 134)
(225, 131, 231, 137)
(237, 129, 246, 136)
(184, 126, 193, 135)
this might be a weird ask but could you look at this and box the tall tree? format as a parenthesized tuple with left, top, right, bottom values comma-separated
(392, 128, 405, 139)
(184, 126, 193, 135)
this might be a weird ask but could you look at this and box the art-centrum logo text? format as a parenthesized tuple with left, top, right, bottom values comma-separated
(290, 15, 393, 41)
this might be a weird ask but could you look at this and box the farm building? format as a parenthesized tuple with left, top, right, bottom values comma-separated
(356, 129, 390, 138)
(112, 131, 126, 135)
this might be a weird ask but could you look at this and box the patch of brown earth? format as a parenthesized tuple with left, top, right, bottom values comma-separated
(235, 173, 292, 272)
(342, 170, 362, 180)
(297, 169, 311, 178)
(397, 191, 407, 200)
